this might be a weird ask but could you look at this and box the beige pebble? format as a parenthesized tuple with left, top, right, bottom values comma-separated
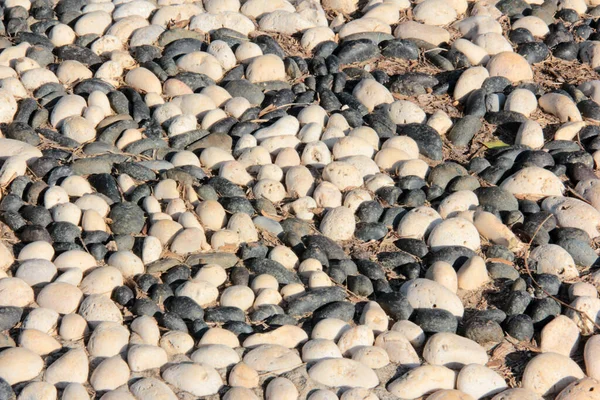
(540, 315, 580, 356)
(522, 352, 585, 396)
(423, 333, 488, 369)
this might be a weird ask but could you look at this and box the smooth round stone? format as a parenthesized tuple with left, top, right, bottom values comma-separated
(107, 251, 144, 278)
(130, 377, 177, 400)
(79, 294, 123, 326)
(86, 322, 129, 358)
(374, 330, 419, 366)
(308, 358, 379, 389)
(253, 179, 286, 203)
(162, 363, 223, 397)
(80, 266, 123, 296)
(428, 218, 480, 251)
(59, 313, 88, 341)
(220, 285, 255, 311)
(500, 166, 565, 197)
(352, 78, 394, 112)
(148, 220, 184, 245)
(130, 316, 160, 346)
(454, 66, 489, 102)
(194, 264, 227, 288)
(522, 352, 585, 396)
(22, 308, 59, 334)
(397, 206, 442, 239)
(191, 344, 240, 369)
(90, 356, 130, 391)
(246, 54, 285, 83)
(308, 390, 338, 400)
(109, 202, 145, 235)
(542, 196, 600, 239)
(566, 296, 600, 332)
(171, 228, 210, 254)
(44, 348, 89, 388)
(486, 52, 533, 82)
(391, 320, 426, 348)
(505, 88, 537, 117)
(0, 347, 43, 385)
(160, 331, 195, 355)
(243, 325, 308, 349)
(556, 377, 600, 399)
(311, 318, 351, 341)
(19, 382, 56, 400)
(516, 120, 544, 149)
(351, 346, 389, 369)
(414, 0, 457, 25)
(265, 377, 299, 400)
(491, 388, 542, 400)
(539, 93, 582, 122)
(438, 191, 479, 219)
(53, 250, 97, 272)
(19, 329, 61, 356)
(197, 327, 239, 348)
(474, 33, 513, 55)
(62, 383, 90, 400)
(229, 362, 259, 388)
(585, 335, 600, 380)
(423, 333, 488, 369)
(243, 344, 302, 373)
(457, 364, 508, 399)
(401, 278, 463, 317)
(338, 18, 391, 39)
(0, 278, 33, 307)
(457, 256, 490, 290)
(127, 345, 168, 372)
(15, 259, 56, 286)
(388, 365, 456, 398)
(320, 206, 356, 241)
(175, 280, 218, 307)
(569, 282, 598, 300)
(18, 241, 54, 261)
(425, 261, 458, 294)
(529, 244, 578, 279)
(337, 325, 375, 357)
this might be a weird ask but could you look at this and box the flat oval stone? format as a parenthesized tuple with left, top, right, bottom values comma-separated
(522, 352, 584, 396)
(457, 364, 508, 399)
(308, 358, 379, 389)
(243, 344, 302, 373)
(162, 362, 223, 397)
(423, 333, 488, 369)
(0, 347, 44, 385)
(388, 365, 456, 398)
(500, 166, 565, 197)
(556, 377, 600, 400)
(542, 196, 600, 239)
(400, 278, 464, 317)
(130, 377, 177, 400)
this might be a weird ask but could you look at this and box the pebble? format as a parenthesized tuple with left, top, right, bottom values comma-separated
(162, 363, 223, 397)
(0, 0, 593, 397)
(522, 352, 585, 396)
(388, 365, 456, 398)
(243, 344, 302, 373)
(423, 333, 488, 369)
(457, 364, 508, 399)
(308, 358, 379, 389)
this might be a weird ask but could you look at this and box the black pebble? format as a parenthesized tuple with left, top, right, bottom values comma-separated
(412, 308, 457, 333)
(504, 314, 534, 341)
(464, 317, 505, 344)
(164, 296, 204, 321)
(112, 286, 134, 306)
